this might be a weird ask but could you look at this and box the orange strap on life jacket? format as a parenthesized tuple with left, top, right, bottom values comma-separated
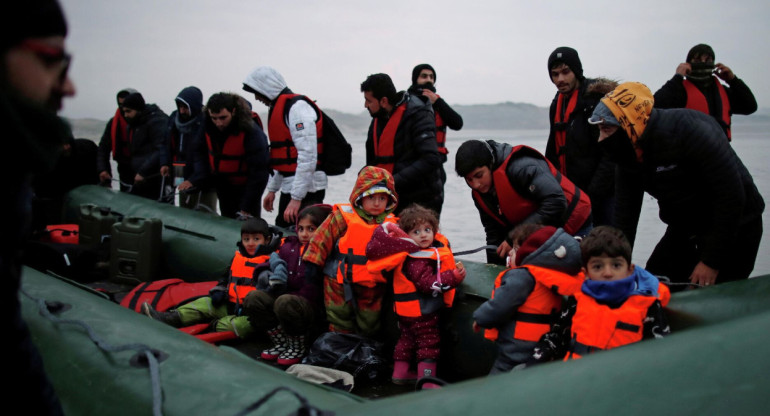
(683, 77, 732, 140)
(553, 90, 579, 174)
(372, 103, 407, 173)
(206, 131, 248, 185)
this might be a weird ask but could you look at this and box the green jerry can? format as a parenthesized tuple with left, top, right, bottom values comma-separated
(109, 217, 162, 284)
(78, 204, 119, 247)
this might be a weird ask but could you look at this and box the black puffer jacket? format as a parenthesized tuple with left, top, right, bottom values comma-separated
(545, 78, 616, 199)
(124, 104, 169, 177)
(365, 91, 442, 212)
(611, 108, 765, 270)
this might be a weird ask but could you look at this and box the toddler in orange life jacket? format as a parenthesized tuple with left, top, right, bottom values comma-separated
(241, 204, 332, 366)
(142, 218, 286, 339)
(302, 166, 399, 338)
(531, 226, 671, 362)
(366, 204, 466, 388)
(473, 224, 584, 374)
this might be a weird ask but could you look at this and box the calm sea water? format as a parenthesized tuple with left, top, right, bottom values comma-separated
(325, 121, 770, 278)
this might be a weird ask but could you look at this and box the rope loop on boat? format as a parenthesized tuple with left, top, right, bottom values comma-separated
(234, 386, 333, 416)
(20, 287, 165, 416)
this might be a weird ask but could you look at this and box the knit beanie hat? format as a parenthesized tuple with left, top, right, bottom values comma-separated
(547, 47, 584, 81)
(515, 226, 558, 266)
(122, 92, 146, 111)
(686, 44, 715, 62)
(412, 63, 436, 85)
(0, 0, 67, 51)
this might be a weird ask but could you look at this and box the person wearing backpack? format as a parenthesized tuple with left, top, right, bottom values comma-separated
(243, 66, 328, 228)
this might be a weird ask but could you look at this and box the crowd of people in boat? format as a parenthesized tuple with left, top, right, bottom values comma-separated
(34, 41, 767, 386)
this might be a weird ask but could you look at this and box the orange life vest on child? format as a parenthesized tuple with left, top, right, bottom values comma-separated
(267, 94, 324, 174)
(227, 250, 271, 305)
(368, 233, 457, 318)
(484, 265, 584, 343)
(332, 204, 397, 287)
(371, 103, 407, 173)
(472, 145, 592, 235)
(683, 76, 732, 140)
(205, 131, 248, 185)
(565, 282, 671, 360)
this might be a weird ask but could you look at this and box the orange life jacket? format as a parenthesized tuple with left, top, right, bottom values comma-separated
(227, 250, 271, 305)
(205, 131, 248, 185)
(552, 89, 579, 174)
(332, 204, 397, 287)
(267, 94, 323, 175)
(371, 103, 407, 173)
(472, 145, 591, 235)
(566, 282, 671, 360)
(484, 265, 584, 342)
(368, 233, 456, 318)
(683, 76, 732, 140)
(109, 108, 129, 158)
(434, 95, 448, 155)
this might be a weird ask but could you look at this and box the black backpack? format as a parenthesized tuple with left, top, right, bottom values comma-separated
(283, 96, 352, 176)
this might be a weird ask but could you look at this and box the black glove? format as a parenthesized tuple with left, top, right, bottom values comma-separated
(209, 285, 227, 307)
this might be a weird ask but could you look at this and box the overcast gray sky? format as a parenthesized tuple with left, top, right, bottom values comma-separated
(58, 0, 769, 119)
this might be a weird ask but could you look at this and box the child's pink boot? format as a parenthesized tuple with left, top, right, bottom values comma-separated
(417, 360, 441, 389)
(392, 360, 417, 385)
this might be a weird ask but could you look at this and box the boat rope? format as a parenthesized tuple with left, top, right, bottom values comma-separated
(20, 287, 165, 416)
(233, 386, 333, 416)
(452, 245, 497, 257)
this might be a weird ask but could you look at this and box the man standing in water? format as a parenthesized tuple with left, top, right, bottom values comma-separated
(361, 73, 443, 215)
(592, 82, 764, 289)
(408, 64, 463, 215)
(653, 43, 757, 141)
(2, 0, 75, 412)
(545, 47, 616, 225)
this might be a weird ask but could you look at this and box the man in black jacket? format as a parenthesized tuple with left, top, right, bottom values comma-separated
(545, 47, 617, 225)
(2, 0, 75, 412)
(653, 43, 757, 141)
(592, 82, 764, 289)
(361, 73, 442, 215)
(455, 139, 592, 265)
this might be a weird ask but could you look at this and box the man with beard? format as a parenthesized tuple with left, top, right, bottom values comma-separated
(653, 43, 757, 141)
(591, 82, 764, 290)
(545, 47, 617, 225)
(202, 92, 269, 219)
(96, 88, 137, 191)
(361, 73, 442, 215)
(1, 0, 75, 412)
(159, 86, 216, 211)
(242, 66, 327, 227)
(100, 92, 169, 200)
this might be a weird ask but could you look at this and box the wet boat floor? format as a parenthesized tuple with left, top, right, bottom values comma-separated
(86, 279, 445, 399)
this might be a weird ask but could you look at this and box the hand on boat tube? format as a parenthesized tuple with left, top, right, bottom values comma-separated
(689, 261, 718, 288)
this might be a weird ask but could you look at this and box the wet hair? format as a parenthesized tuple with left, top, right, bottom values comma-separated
(298, 204, 332, 228)
(397, 204, 439, 234)
(580, 226, 632, 265)
(241, 217, 270, 240)
(509, 223, 545, 248)
(360, 73, 397, 103)
(455, 140, 494, 177)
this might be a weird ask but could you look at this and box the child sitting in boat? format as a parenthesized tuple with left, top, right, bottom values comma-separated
(366, 204, 466, 387)
(473, 224, 584, 374)
(532, 226, 671, 361)
(142, 218, 285, 338)
(241, 204, 333, 366)
(302, 166, 398, 338)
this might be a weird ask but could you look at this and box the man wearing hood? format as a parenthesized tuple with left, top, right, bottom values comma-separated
(407, 64, 463, 214)
(97, 87, 137, 191)
(545, 47, 617, 225)
(592, 82, 764, 289)
(455, 139, 592, 265)
(242, 66, 327, 228)
(2, 0, 75, 412)
(361, 73, 443, 215)
(102, 92, 169, 200)
(653, 44, 757, 141)
(160, 86, 215, 211)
